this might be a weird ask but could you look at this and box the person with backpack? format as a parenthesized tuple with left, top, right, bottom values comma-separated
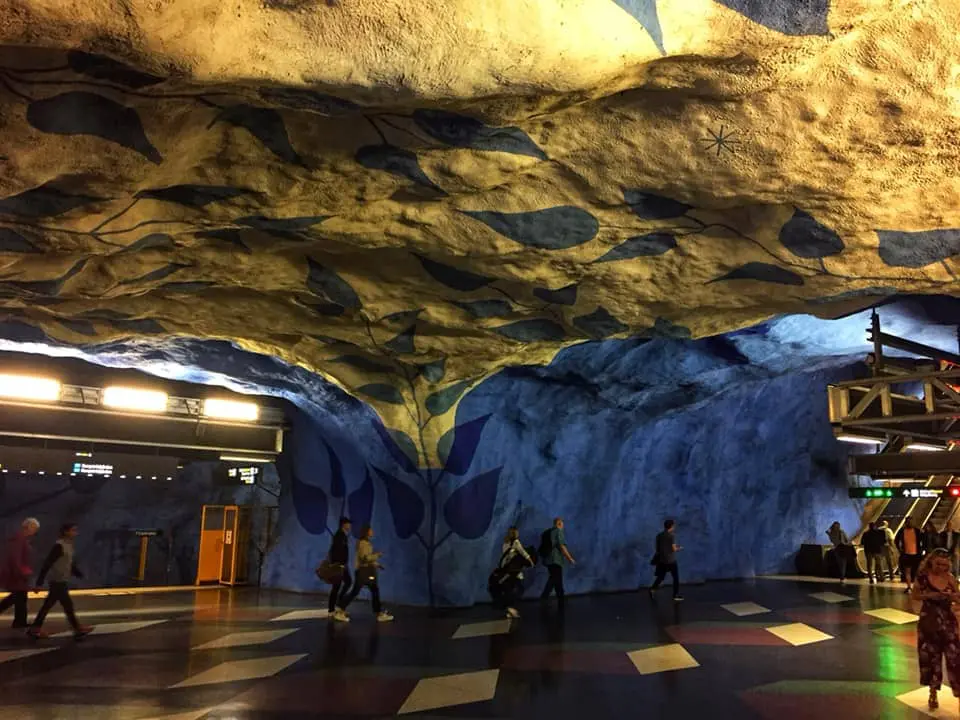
(490, 526, 534, 619)
(327, 517, 352, 622)
(337, 524, 393, 623)
(649, 518, 683, 602)
(539, 517, 575, 605)
(27, 523, 94, 640)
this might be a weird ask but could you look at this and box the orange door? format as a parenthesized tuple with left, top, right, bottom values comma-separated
(196, 505, 226, 584)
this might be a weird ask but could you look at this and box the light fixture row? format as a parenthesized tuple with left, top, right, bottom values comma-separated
(0, 373, 259, 421)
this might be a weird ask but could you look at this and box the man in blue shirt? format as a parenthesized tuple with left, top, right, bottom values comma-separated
(540, 517, 576, 604)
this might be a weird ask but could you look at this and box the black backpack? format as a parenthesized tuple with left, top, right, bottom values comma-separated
(538, 529, 554, 560)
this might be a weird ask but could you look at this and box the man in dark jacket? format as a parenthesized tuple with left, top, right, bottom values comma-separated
(0, 518, 40, 628)
(328, 517, 352, 622)
(649, 519, 683, 601)
(861, 521, 888, 584)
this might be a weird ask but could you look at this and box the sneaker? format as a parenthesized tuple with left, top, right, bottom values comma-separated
(376, 611, 394, 623)
(506, 607, 520, 619)
(673, 595, 684, 602)
(26, 628, 48, 640)
(74, 625, 94, 638)
(869, 577, 876, 584)
(332, 609, 350, 623)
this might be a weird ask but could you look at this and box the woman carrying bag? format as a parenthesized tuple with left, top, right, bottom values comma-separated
(338, 525, 394, 623)
(489, 526, 534, 619)
(316, 517, 352, 622)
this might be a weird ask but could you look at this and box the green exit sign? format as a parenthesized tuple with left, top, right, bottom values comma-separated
(849, 488, 895, 498)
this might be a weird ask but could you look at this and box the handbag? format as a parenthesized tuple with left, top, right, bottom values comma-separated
(315, 558, 344, 584)
(650, 552, 660, 566)
(355, 564, 378, 586)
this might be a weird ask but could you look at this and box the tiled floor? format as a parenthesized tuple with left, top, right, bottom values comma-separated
(0, 579, 945, 718)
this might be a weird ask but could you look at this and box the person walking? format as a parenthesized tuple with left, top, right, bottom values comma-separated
(880, 520, 898, 581)
(912, 549, 960, 712)
(539, 518, 575, 605)
(826, 521, 853, 583)
(327, 517, 352, 623)
(337, 525, 393, 623)
(945, 519, 960, 577)
(0, 518, 40, 629)
(925, 522, 946, 552)
(898, 517, 926, 592)
(493, 527, 533, 619)
(27, 524, 93, 640)
(862, 521, 888, 584)
(649, 519, 683, 601)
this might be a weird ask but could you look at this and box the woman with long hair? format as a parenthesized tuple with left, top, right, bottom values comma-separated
(493, 527, 533, 619)
(912, 548, 960, 710)
(337, 525, 393, 623)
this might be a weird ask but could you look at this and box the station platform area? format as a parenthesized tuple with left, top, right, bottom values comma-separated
(0, 578, 939, 719)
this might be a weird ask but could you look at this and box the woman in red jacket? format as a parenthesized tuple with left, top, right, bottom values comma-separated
(0, 518, 40, 628)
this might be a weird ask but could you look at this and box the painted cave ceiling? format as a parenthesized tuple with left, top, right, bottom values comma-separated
(0, 0, 958, 439)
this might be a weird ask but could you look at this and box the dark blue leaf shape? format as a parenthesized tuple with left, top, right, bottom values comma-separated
(357, 383, 404, 404)
(371, 419, 418, 474)
(76, 309, 132, 321)
(412, 110, 547, 160)
(383, 309, 422, 325)
(461, 207, 598, 250)
(212, 104, 303, 166)
(347, 471, 375, 537)
(291, 472, 328, 535)
(443, 467, 501, 540)
(299, 299, 345, 317)
(110, 317, 166, 334)
(877, 228, 960, 268)
(0, 228, 39, 253)
(332, 355, 394, 374)
(56, 317, 97, 336)
(160, 281, 215, 293)
(573, 306, 629, 339)
(594, 232, 677, 262)
(808, 286, 898, 305)
(533, 284, 577, 305)
(623, 190, 692, 219)
(325, 440, 346, 499)
(714, 0, 829, 35)
(425, 380, 471, 416)
(306, 258, 361, 309)
(258, 87, 361, 115)
(371, 466, 424, 539)
(356, 144, 444, 195)
(115, 233, 174, 254)
(437, 427, 454, 467)
(779, 209, 844, 258)
(195, 228, 251, 252)
(494, 318, 566, 342)
(454, 299, 513, 318)
(67, 51, 164, 88)
(120, 262, 189, 284)
(708, 262, 804, 286)
(135, 185, 254, 208)
(236, 215, 328, 240)
(611, 0, 665, 52)
(416, 254, 491, 291)
(419, 357, 446, 383)
(27, 92, 161, 164)
(385, 325, 416, 354)
(0, 182, 103, 218)
(443, 414, 491, 476)
(3, 258, 88, 296)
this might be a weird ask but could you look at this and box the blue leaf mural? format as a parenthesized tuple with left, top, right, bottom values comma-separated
(808, 287, 898, 305)
(116, 233, 174, 254)
(160, 281, 215, 293)
(708, 262, 805, 286)
(494, 318, 566, 342)
(195, 228, 251, 252)
(211, 104, 304, 166)
(383, 309, 422, 325)
(714, 0, 829, 36)
(425, 380, 471, 416)
(356, 144, 444, 195)
(2, 258, 88, 297)
(236, 215, 328, 240)
(56, 317, 97, 336)
(347, 470, 375, 537)
(778, 209, 844, 258)
(291, 472, 328, 535)
(594, 232, 677, 262)
(443, 467, 501, 540)
(371, 419, 419, 474)
(416, 254, 492, 291)
(877, 228, 960, 268)
(437, 426, 454, 467)
(610, 0, 665, 52)
(461, 207, 599, 250)
(385, 325, 416, 354)
(418, 357, 446, 383)
(533, 284, 578, 305)
(624, 190, 692, 219)
(411, 109, 548, 160)
(27, 92, 162, 164)
(0, 182, 103, 218)
(119, 262, 189, 284)
(136, 185, 255, 208)
(306, 257, 361, 309)
(454, 299, 513, 318)
(332, 355, 395, 374)
(109, 317, 166, 334)
(644, 316, 693, 339)
(67, 51, 164, 88)
(372, 466, 424, 540)
(299, 299, 345, 317)
(357, 383, 404, 405)
(325, 440, 346, 499)
(258, 87, 361, 115)
(573, 306, 629, 339)
(443, 414, 491, 476)
(0, 228, 39, 253)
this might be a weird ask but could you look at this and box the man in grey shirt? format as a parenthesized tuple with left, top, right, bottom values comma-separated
(649, 519, 683, 601)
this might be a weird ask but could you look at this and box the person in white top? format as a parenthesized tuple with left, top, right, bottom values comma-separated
(497, 527, 533, 619)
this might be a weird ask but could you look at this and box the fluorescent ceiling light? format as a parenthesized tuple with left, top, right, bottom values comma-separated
(836, 433, 883, 445)
(0, 374, 61, 402)
(203, 398, 259, 422)
(220, 454, 273, 463)
(906, 442, 945, 452)
(102, 386, 168, 412)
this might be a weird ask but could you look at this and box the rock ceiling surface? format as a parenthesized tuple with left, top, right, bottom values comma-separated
(0, 0, 959, 443)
